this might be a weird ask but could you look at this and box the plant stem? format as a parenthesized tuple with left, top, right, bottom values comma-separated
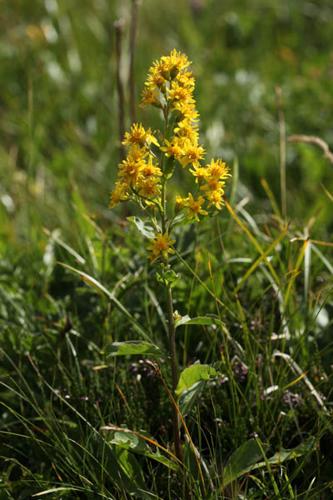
(166, 282, 182, 461)
(129, 0, 139, 123)
(159, 103, 182, 461)
(114, 19, 126, 161)
(276, 86, 287, 219)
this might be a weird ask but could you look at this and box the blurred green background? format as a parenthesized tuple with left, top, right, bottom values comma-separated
(1, 0, 333, 247)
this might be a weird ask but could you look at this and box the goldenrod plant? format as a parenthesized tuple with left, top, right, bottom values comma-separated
(110, 50, 231, 460)
(3, 4, 333, 496)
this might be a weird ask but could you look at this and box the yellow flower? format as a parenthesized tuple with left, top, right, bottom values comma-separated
(173, 102, 199, 123)
(141, 50, 191, 109)
(149, 233, 175, 261)
(138, 178, 161, 199)
(168, 81, 194, 104)
(156, 50, 190, 79)
(186, 193, 208, 219)
(176, 70, 195, 90)
(197, 159, 230, 210)
(160, 138, 185, 159)
(175, 195, 187, 208)
(179, 143, 205, 167)
(166, 49, 190, 72)
(147, 67, 166, 88)
(205, 189, 224, 210)
(128, 144, 148, 161)
(190, 166, 208, 182)
(123, 123, 159, 148)
(109, 181, 128, 207)
(141, 87, 161, 107)
(176, 124, 199, 143)
(140, 159, 162, 179)
(206, 159, 230, 181)
(201, 178, 221, 192)
(118, 155, 145, 186)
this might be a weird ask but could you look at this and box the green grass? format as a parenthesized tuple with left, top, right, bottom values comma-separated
(1, 1, 333, 498)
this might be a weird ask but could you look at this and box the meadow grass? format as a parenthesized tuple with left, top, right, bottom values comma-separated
(1, 1, 333, 498)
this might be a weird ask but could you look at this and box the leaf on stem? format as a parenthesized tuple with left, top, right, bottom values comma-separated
(104, 340, 161, 357)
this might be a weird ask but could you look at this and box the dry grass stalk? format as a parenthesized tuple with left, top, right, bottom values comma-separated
(129, 0, 140, 123)
(288, 134, 333, 165)
(114, 19, 126, 161)
(276, 87, 287, 218)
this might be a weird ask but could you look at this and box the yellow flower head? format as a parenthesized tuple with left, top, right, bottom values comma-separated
(190, 166, 208, 182)
(140, 158, 162, 179)
(118, 155, 145, 186)
(109, 181, 128, 207)
(179, 143, 205, 167)
(185, 193, 208, 220)
(168, 81, 194, 104)
(149, 233, 175, 262)
(155, 50, 190, 79)
(205, 189, 224, 210)
(141, 50, 191, 108)
(141, 87, 161, 107)
(160, 138, 185, 160)
(201, 178, 221, 192)
(123, 123, 159, 148)
(137, 176, 161, 199)
(206, 159, 230, 181)
(175, 195, 187, 208)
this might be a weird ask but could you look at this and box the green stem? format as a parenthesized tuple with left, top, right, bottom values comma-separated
(166, 282, 182, 461)
(160, 102, 182, 461)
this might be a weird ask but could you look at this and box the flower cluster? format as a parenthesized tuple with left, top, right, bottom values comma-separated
(110, 123, 162, 207)
(145, 50, 204, 169)
(110, 50, 231, 261)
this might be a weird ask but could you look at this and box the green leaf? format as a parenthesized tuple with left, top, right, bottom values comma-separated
(114, 446, 160, 500)
(174, 314, 191, 328)
(105, 340, 161, 357)
(178, 381, 206, 414)
(223, 439, 265, 486)
(115, 447, 145, 489)
(174, 315, 245, 356)
(170, 211, 189, 229)
(175, 315, 218, 328)
(102, 427, 178, 472)
(128, 216, 156, 239)
(262, 438, 315, 466)
(176, 363, 218, 397)
(248, 437, 316, 476)
(155, 268, 179, 287)
(223, 437, 315, 487)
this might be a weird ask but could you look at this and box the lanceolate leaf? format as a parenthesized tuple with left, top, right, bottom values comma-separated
(105, 340, 161, 357)
(175, 315, 218, 328)
(223, 437, 315, 487)
(223, 439, 265, 487)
